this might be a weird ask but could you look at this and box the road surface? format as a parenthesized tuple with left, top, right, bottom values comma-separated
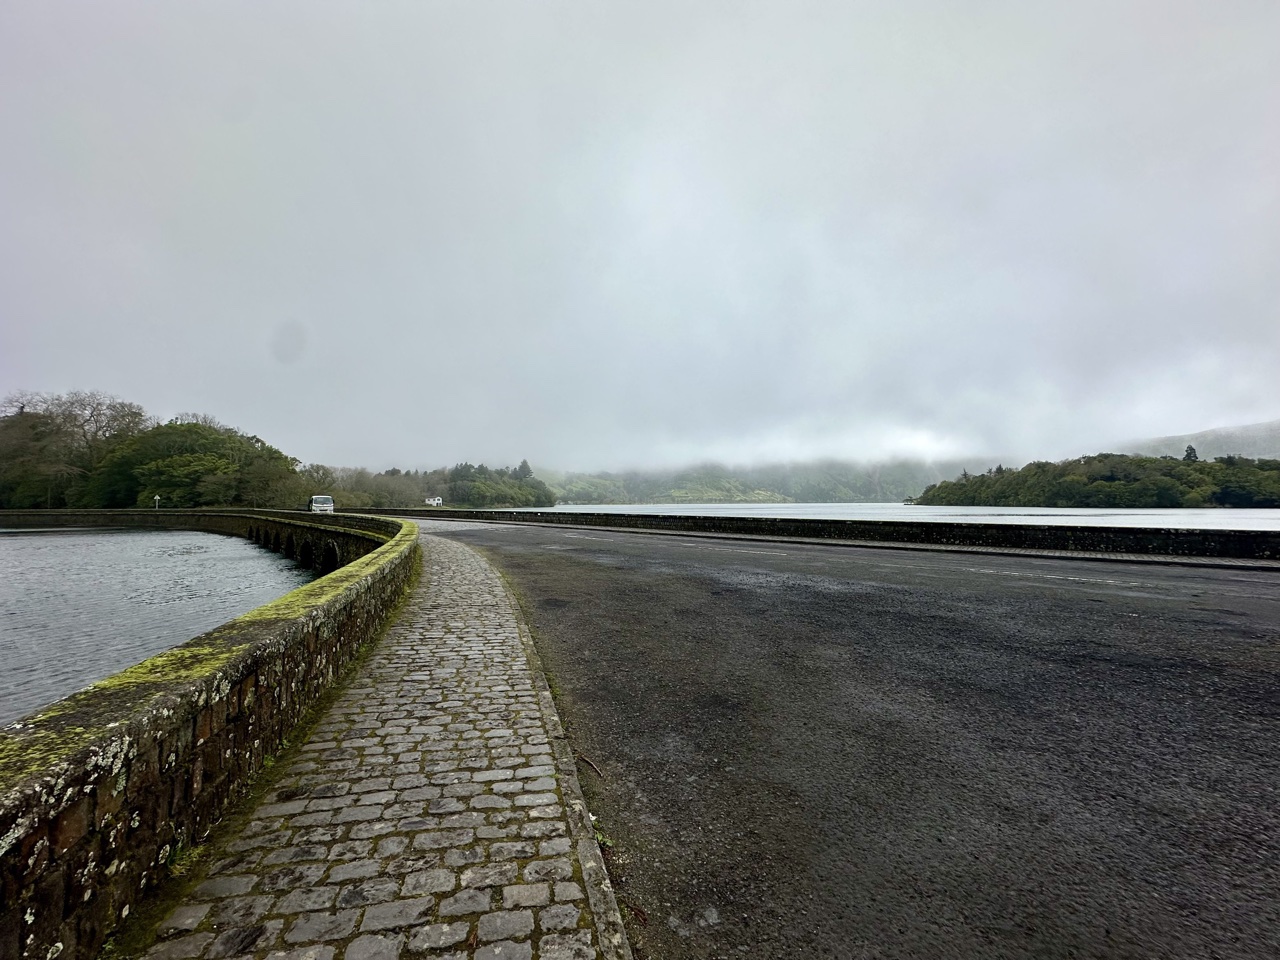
(429, 520, 1280, 960)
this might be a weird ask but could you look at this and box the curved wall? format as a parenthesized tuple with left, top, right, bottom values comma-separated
(0, 509, 388, 575)
(0, 511, 421, 960)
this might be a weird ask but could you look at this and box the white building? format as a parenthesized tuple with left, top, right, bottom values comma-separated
(425, 497, 443, 507)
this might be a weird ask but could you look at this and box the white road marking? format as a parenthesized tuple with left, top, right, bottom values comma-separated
(673, 542, 789, 557)
(562, 533, 616, 542)
(968, 568, 1144, 586)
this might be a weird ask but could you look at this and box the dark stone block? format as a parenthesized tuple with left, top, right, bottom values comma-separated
(53, 797, 92, 855)
(0, 916, 19, 960)
(201, 739, 224, 782)
(29, 867, 68, 952)
(94, 783, 123, 827)
(53, 921, 78, 960)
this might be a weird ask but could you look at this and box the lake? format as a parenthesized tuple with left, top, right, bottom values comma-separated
(0, 528, 315, 726)
(520, 502, 1280, 530)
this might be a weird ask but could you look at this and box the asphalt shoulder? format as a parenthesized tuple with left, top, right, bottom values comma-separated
(428, 518, 1280, 571)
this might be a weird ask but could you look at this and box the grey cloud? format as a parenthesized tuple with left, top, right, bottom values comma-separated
(2, 1, 1277, 472)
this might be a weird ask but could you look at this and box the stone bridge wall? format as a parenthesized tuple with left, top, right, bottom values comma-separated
(0, 509, 387, 576)
(0, 511, 421, 960)
(351, 507, 1280, 559)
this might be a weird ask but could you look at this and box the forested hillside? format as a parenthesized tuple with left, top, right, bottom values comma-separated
(916, 450, 1280, 508)
(544, 458, 994, 505)
(0, 391, 554, 510)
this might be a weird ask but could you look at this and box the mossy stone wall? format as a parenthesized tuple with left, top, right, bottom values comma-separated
(0, 511, 421, 960)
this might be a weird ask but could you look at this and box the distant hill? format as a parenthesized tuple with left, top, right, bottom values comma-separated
(543, 458, 1001, 505)
(540, 419, 1280, 506)
(1126, 419, 1280, 460)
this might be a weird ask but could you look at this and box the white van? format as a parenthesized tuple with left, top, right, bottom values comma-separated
(306, 495, 335, 513)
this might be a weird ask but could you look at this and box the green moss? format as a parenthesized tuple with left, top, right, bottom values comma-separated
(0, 728, 90, 792)
(0, 517, 419, 795)
(235, 520, 418, 624)
(83, 640, 248, 691)
(165, 840, 208, 878)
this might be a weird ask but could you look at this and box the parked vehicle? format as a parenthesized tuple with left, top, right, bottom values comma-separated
(306, 495, 335, 513)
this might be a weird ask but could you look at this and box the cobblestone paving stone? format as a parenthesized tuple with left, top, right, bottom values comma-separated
(139, 533, 630, 960)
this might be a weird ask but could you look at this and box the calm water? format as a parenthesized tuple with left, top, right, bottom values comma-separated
(519, 502, 1280, 531)
(0, 529, 315, 726)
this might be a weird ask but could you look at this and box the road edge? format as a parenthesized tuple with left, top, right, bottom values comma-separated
(422, 517, 1280, 571)
(494, 561, 636, 960)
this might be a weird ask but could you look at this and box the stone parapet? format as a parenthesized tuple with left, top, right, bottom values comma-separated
(0, 512, 421, 960)
(348, 508, 1280, 559)
(119, 531, 629, 960)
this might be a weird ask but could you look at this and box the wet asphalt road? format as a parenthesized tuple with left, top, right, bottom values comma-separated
(436, 522, 1280, 960)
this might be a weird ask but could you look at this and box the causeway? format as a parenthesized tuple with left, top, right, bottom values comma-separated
(134, 534, 629, 960)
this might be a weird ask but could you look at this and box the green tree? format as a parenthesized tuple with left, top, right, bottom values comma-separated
(915, 451, 1280, 509)
(75, 421, 302, 508)
(134, 453, 237, 507)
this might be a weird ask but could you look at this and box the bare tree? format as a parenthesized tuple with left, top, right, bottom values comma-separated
(2, 390, 153, 472)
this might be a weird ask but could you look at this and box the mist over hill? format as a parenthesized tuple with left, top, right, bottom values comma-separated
(542, 420, 1280, 505)
(1124, 419, 1280, 461)
(542, 458, 1002, 505)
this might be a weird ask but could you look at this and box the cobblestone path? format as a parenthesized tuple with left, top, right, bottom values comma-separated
(140, 534, 629, 960)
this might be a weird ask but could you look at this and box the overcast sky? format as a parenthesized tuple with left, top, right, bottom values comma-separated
(2, 2, 1277, 472)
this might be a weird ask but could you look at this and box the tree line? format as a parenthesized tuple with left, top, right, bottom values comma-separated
(319, 461, 554, 510)
(0, 391, 554, 510)
(915, 448, 1280, 508)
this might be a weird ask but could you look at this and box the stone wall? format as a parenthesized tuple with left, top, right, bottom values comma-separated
(0, 512, 421, 960)
(350, 507, 1280, 560)
(0, 509, 388, 576)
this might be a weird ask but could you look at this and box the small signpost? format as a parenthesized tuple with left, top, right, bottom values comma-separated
(153, 495, 161, 510)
